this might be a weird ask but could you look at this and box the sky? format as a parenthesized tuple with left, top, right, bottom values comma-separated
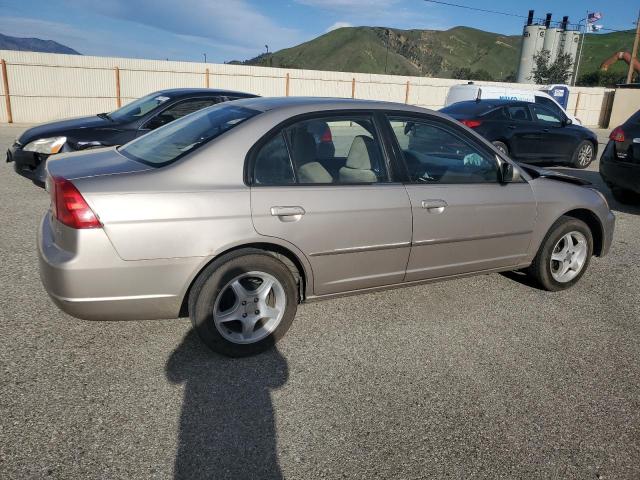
(0, 0, 636, 63)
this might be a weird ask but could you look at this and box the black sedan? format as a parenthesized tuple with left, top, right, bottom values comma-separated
(600, 109, 640, 203)
(6, 88, 257, 186)
(440, 100, 598, 169)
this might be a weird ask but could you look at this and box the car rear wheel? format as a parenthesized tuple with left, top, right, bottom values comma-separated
(492, 141, 509, 155)
(189, 250, 298, 357)
(526, 216, 593, 291)
(572, 140, 594, 169)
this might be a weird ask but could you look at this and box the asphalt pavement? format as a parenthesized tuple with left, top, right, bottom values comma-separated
(0, 124, 639, 479)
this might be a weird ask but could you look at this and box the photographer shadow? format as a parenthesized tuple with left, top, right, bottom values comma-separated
(166, 330, 288, 480)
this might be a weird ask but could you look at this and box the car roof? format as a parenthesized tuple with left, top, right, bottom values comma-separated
(154, 88, 257, 97)
(227, 96, 435, 114)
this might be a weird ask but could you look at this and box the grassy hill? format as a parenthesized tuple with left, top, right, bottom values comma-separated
(247, 26, 637, 83)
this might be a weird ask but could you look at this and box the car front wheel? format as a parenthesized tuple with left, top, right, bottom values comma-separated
(527, 216, 593, 291)
(572, 140, 594, 169)
(492, 140, 509, 155)
(189, 250, 298, 357)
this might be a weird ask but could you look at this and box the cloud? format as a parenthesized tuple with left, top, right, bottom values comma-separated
(326, 21, 353, 32)
(297, 0, 398, 12)
(66, 0, 304, 53)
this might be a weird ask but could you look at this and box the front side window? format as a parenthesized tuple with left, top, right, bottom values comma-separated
(388, 116, 498, 184)
(144, 98, 219, 130)
(532, 105, 562, 126)
(535, 96, 564, 117)
(120, 104, 259, 166)
(252, 115, 389, 185)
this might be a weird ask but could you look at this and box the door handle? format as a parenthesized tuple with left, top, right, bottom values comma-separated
(270, 206, 305, 220)
(421, 199, 447, 213)
(508, 125, 517, 129)
(543, 128, 550, 133)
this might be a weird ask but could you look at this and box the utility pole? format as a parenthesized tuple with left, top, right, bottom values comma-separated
(626, 9, 640, 84)
(573, 11, 588, 86)
(203, 53, 207, 63)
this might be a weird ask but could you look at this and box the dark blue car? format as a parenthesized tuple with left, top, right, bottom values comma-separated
(440, 99, 598, 169)
(6, 88, 257, 186)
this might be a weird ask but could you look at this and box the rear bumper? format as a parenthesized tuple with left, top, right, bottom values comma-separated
(38, 213, 204, 321)
(599, 142, 640, 194)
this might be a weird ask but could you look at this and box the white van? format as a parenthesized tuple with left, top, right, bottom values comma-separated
(444, 83, 581, 125)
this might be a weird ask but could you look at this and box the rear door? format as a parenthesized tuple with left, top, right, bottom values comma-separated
(250, 112, 412, 296)
(385, 113, 536, 281)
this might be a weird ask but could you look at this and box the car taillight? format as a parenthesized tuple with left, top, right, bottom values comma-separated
(461, 119, 482, 128)
(609, 126, 625, 142)
(320, 128, 332, 143)
(50, 177, 101, 229)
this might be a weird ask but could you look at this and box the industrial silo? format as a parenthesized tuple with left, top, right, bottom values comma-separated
(542, 14, 562, 62)
(516, 10, 547, 83)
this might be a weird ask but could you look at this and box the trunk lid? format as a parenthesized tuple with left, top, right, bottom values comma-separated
(46, 147, 152, 181)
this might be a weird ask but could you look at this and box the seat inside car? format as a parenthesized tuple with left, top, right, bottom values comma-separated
(339, 135, 379, 183)
(290, 129, 333, 183)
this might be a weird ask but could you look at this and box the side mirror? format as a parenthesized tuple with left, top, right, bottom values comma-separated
(500, 162, 514, 183)
(563, 117, 572, 127)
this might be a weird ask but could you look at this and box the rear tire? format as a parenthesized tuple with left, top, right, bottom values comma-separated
(492, 141, 509, 155)
(188, 249, 298, 357)
(572, 140, 594, 169)
(526, 216, 593, 291)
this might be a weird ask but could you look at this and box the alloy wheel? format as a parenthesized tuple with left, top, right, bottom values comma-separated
(549, 231, 588, 283)
(213, 271, 286, 344)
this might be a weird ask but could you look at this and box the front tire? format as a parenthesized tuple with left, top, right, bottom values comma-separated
(572, 140, 594, 169)
(189, 250, 298, 357)
(492, 140, 509, 155)
(527, 216, 593, 291)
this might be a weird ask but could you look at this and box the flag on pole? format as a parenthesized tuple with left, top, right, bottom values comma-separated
(587, 12, 603, 23)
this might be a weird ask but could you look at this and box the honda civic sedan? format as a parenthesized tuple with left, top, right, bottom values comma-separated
(39, 97, 615, 357)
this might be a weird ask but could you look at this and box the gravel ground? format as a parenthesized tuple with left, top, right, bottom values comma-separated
(0, 124, 639, 479)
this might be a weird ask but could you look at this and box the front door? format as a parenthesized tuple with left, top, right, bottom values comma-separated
(385, 114, 536, 282)
(529, 104, 576, 161)
(250, 113, 412, 296)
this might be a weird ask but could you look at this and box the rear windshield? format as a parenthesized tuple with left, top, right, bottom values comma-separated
(440, 102, 494, 116)
(120, 104, 259, 166)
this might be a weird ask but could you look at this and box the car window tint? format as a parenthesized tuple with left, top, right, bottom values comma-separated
(146, 98, 219, 129)
(506, 105, 531, 121)
(388, 116, 498, 184)
(536, 96, 563, 115)
(121, 104, 259, 167)
(484, 107, 507, 120)
(532, 105, 562, 125)
(253, 133, 295, 185)
(282, 116, 388, 184)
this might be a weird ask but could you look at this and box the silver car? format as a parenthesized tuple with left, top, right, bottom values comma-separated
(39, 97, 615, 357)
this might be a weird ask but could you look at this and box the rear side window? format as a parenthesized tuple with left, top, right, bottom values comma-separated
(252, 115, 389, 185)
(506, 105, 532, 122)
(483, 107, 507, 120)
(120, 104, 259, 166)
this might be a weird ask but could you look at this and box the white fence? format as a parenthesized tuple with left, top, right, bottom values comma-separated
(0, 50, 614, 127)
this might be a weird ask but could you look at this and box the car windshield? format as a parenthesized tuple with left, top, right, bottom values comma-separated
(108, 93, 174, 122)
(119, 104, 259, 167)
